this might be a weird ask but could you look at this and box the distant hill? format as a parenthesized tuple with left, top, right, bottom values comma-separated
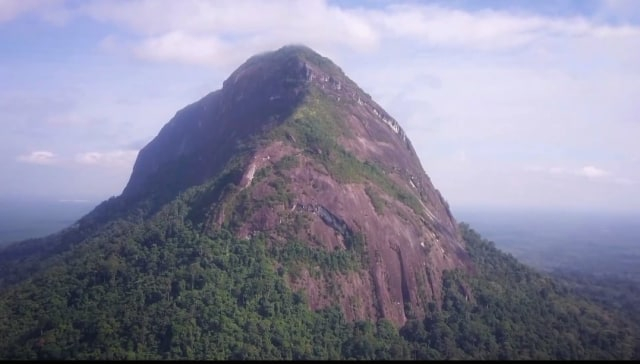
(0, 45, 637, 359)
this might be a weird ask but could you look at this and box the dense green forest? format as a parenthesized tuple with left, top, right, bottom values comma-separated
(0, 182, 638, 360)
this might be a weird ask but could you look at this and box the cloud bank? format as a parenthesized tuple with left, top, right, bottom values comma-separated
(17, 151, 58, 165)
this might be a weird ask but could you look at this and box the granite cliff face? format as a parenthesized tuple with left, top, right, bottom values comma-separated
(122, 45, 471, 326)
(122, 48, 308, 199)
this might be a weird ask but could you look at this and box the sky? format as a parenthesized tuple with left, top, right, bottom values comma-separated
(1, 0, 639, 213)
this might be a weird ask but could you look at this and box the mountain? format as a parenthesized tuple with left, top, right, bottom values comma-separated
(118, 44, 470, 326)
(0, 45, 638, 360)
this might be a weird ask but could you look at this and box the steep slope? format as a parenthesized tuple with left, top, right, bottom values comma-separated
(122, 47, 309, 201)
(0, 45, 637, 360)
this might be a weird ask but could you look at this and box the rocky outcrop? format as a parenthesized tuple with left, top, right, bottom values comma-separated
(120, 45, 472, 327)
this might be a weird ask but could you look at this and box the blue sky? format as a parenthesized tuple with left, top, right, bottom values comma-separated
(1, 0, 639, 213)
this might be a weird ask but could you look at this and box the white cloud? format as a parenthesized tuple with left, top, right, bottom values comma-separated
(16, 149, 139, 168)
(81, 0, 379, 67)
(72, 0, 640, 68)
(375, 3, 640, 50)
(0, 0, 69, 24)
(133, 31, 231, 66)
(0, 0, 43, 22)
(75, 150, 139, 168)
(82, 0, 378, 42)
(371, 5, 571, 49)
(523, 164, 631, 184)
(524, 166, 570, 176)
(17, 150, 58, 165)
(578, 165, 610, 178)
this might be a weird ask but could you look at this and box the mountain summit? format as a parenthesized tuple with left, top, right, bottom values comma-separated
(121, 44, 470, 326)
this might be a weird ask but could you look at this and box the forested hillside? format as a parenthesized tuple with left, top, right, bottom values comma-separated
(0, 186, 636, 359)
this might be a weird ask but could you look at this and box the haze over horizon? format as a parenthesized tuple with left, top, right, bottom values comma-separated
(2, 0, 639, 213)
